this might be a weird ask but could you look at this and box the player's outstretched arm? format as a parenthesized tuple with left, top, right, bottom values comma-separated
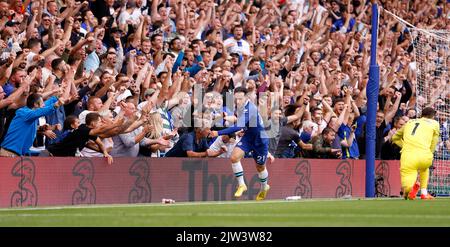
(216, 109, 249, 136)
(392, 125, 405, 148)
(217, 127, 243, 136)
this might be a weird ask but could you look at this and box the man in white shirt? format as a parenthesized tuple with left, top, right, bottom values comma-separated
(117, 0, 143, 27)
(223, 25, 250, 57)
(78, 96, 104, 124)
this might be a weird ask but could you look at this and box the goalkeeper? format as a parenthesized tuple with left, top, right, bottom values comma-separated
(392, 107, 440, 200)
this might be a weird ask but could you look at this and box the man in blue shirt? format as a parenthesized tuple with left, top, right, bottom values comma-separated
(165, 121, 225, 158)
(337, 122, 359, 159)
(0, 94, 64, 157)
(2, 68, 26, 97)
(209, 87, 271, 201)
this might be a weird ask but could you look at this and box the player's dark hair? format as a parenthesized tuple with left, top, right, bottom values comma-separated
(421, 107, 436, 118)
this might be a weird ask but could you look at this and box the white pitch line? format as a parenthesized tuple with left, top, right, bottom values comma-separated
(0, 200, 292, 211)
(0, 197, 442, 212)
(0, 212, 449, 220)
(0, 198, 395, 212)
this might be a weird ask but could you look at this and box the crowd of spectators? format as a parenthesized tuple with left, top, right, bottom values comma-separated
(0, 0, 448, 162)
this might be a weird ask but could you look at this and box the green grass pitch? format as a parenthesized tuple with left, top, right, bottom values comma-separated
(1, 198, 449, 226)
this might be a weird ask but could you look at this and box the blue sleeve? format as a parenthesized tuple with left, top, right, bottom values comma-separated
(207, 136, 217, 146)
(195, 54, 203, 62)
(355, 115, 366, 137)
(23, 97, 58, 121)
(181, 134, 194, 152)
(218, 107, 251, 135)
(246, 74, 259, 81)
(337, 124, 346, 139)
(383, 124, 391, 135)
(347, 18, 356, 33)
(330, 25, 337, 33)
(185, 64, 202, 77)
(332, 19, 343, 30)
(200, 139, 209, 152)
(172, 51, 185, 73)
(3, 84, 14, 97)
(218, 126, 243, 136)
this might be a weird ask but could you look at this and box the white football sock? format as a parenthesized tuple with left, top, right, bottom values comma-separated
(421, 188, 428, 196)
(232, 161, 245, 185)
(258, 168, 268, 188)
